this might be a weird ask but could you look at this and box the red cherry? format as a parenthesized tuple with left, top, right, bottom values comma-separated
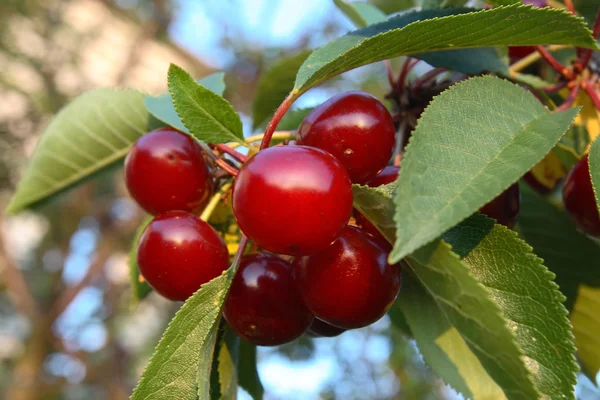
(306, 318, 346, 338)
(354, 166, 400, 241)
(563, 154, 600, 237)
(137, 211, 229, 301)
(294, 226, 402, 329)
(232, 145, 353, 256)
(479, 184, 520, 228)
(297, 91, 396, 184)
(224, 253, 313, 346)
(125, 127, 213, 215)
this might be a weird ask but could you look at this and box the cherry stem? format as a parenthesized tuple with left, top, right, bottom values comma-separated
(557, 83, 580, 111)
(578, 10, 600, 71)
(260, 94, 294, 150)
(542, 81, 568, 93)
(215, 159, 239, 177)
(243, 131, 295, 145)
(536, 46, 573, 80)
(412, 68, 446, 92)
(397, 58, 419, 93)
(384, 60, 396, 90)
(230, 235, 249, 274)
(583, 81, 600, 110)
(565, 0, 575, 13)
(213, 143, 249, 163)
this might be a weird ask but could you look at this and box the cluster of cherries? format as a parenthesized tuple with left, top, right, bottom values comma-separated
(124, 89, 596, 347)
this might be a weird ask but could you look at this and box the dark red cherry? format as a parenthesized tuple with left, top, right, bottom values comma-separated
(224, 253, 313, 346)
(479, 184, 520, 228)
(297, 91, 396, 184)
(306, 318, 346, 338)
(137, 211, 229, 301)
(354, 166, 400, 241)
(232, 145, 353, 256)
(294, 226, 401, 329)
(125, 127, 213, 215)
(563, 154, 600, 237)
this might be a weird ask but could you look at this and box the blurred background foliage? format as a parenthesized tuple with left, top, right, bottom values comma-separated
(1, 1, 596, 400)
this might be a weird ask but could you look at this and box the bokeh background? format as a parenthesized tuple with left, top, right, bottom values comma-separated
(1, 1, 599, 399)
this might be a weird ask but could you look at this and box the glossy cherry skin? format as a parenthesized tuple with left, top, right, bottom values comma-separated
(355, 166, 400, 241)
(224, 253, 313, 346)
(563, 154, 600, 237)
(297, 91, 396, 184)
(479, 184, 520, 228)
(137, 211, 229, 301)
(294, 226, 401, 329)
(232, 145, 353, 256)
(125, 127, 213, 215)
(305, 318, 346, 338)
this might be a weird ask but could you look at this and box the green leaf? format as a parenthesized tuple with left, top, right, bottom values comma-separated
(369, 0, 416, 14)
(407, 240, 539, 399)
(400, 274, 505, 399)
(417, 47, 508, 75)
(518, 182, 600, 309)
(168, 64, 244, 144)
(389, 76, 579, 263)
(6, 88, 151, 215)
(334, 0, 387, 27)
(252, 51, 311, 130)
(128, 216, 153, 302)
(487, 0, 520, 5)
(589, 136, 600, 213)
(217, 326, 240, 400)
(145, 73, 226, 135)
(443, 214, 578, 400)
(352, 183, 396, 243)
(571, 285, 600, 380)
(238, 340, 264, 400)
(130, 270, 234, 400)
(292, 5, 598, 96)
(276, 107, 314, 131)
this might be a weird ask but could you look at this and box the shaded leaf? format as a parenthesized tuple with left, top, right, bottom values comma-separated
(354, 184, 538, 399)
(589, 136, 600, 213)
(238, 340, 264, 400)
(293, 5, 598, 96)
(400, 274, 505, 399)
(128, 216, 153, 302)
(145, 73, 226, 135)
(518, 182, 600, 309)
(443, 214, 578, 400)
(407, 240, 538, 399)
(334, 0, 387, 27)
(131, 270, 234, 400)
(6, 88, 151, 214)
(389, 76, 578, 263)
(571, 285, 600, 380)
(252, 51, 311, 130)
(217, 326, 240, 400)
(168, 64, 244, 144)
(369, 0, 416, 14)
(487, 0, 520, 5)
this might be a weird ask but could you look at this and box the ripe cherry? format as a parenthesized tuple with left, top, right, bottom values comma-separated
(125, 127, 213, 215)
(354, 166, 399, 241)
(232, 145, 353, 256)
(297, 91, 396, 184)
(137, 211, 229, 302)
(294, 226, 402, 329)
(224, 253, 313, 346)
(479, 184, 520, 228)
(306, 318, 346, 338)
(563, 154, 600, 237)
